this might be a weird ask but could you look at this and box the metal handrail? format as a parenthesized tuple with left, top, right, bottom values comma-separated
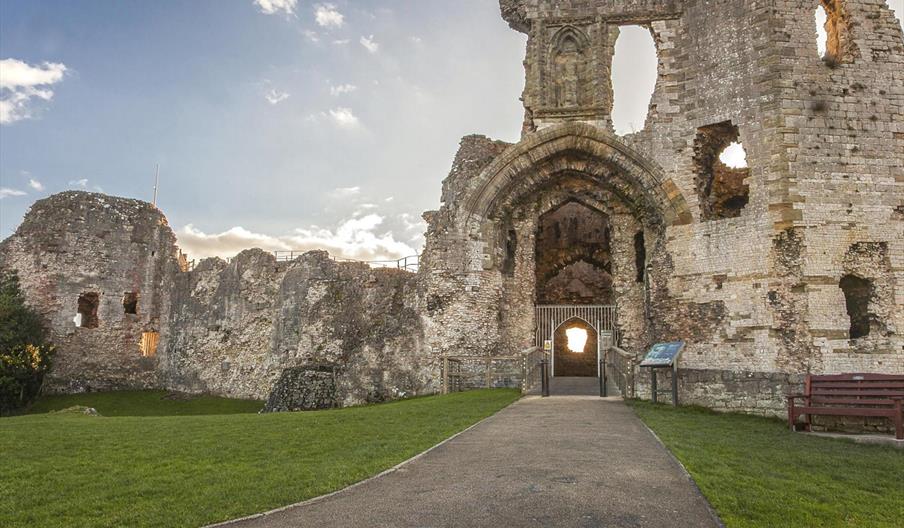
(273, 251, 420, 272)
(606, 345, 638, 399)
(440, 348, 540, 394)
(520, 346, 545, 394)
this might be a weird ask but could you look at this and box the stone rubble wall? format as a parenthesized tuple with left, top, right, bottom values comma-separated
(0, 193, 433, 406)
(161, 249, 432, 405)
(262, 366, 339, 412)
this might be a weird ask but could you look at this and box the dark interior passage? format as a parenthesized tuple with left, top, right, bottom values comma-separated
(535, 201, 612, 305)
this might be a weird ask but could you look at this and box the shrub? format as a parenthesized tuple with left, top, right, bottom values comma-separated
(0, 270, 54, 416)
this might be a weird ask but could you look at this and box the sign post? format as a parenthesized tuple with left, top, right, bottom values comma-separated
(639, 341, 685, 407)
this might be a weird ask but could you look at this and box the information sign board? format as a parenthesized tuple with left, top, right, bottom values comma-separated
(640, 341, 685, 367)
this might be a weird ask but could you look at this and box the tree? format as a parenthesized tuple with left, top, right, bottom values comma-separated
(0, 270, 54, 416)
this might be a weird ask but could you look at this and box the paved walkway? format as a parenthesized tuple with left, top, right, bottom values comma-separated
(222, 395, 721, 528)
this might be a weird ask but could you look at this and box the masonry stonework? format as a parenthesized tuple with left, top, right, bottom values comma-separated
(1, 1, 902, 416)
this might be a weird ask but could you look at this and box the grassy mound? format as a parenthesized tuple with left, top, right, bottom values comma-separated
(630, 400, 904, 528)
(26, 390, 264, 416)
(2, 389, 520, 528)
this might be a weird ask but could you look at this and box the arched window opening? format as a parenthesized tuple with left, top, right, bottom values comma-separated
(634, 231, 646, 283)
(694, 122, 750, 220)
(840, 275, 872, 339)
(611, 25, 658, 136)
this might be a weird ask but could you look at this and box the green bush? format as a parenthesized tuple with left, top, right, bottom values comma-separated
(0, 270, 54, 416)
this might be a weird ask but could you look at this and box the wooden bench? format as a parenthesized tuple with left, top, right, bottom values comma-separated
(787, 373, 904, 440)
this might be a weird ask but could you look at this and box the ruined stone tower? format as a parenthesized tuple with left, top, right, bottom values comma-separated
(1, 0, 902, 413)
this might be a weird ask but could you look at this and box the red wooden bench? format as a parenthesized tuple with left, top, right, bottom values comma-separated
(787, 373, 904, 440)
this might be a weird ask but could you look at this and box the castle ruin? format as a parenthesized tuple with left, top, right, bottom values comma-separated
(2, 0, 902, 414)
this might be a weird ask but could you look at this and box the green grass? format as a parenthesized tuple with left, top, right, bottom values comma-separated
(25, 390, 265, 416)
(1, 389, 520, 528)
(629, 400, 904, 528)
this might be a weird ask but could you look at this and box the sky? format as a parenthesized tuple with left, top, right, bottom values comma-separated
(1, 0, 902, 261)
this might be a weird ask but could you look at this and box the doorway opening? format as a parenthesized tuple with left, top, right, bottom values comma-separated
(553, 318, 599, 377)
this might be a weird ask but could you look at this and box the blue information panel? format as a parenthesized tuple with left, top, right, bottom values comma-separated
(640, 341, 685, 367)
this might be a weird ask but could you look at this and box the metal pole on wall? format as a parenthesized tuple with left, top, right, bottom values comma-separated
(600, 355, 606, 398)
(541, 358, 550, 397)
(672, 362, 679, 407)
(651, 370, 658, 404)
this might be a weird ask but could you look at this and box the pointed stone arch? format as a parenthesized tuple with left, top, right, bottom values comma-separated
(550, 25, 591, 52)
(463, 122, 692, 228)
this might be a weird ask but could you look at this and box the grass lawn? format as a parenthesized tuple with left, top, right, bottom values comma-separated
(25, 390, 265, 416)
(1, 389, 520, 528)
(629, 401, 904, 528)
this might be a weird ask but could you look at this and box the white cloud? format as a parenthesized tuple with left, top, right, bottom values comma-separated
(0, 188, 27, 199)
(69, 179, 88, 188)
(330, 83, 357, 96)
(28, 178, 44, 191)
(254, 0, 296, 16)
(177, 215, 417, 262)
(360, 35, 380, 54)
(302, 30, 320, 43)
(333, 39, 350, 45)
(331, 186, 361, 197)
(264, 88, 290, 105)
(328, 107, 361, 129)
(0, 59, 67, 125)
(314, 4, 344, 28)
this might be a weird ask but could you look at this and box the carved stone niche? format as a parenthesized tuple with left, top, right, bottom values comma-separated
(546, 25, 592, 110)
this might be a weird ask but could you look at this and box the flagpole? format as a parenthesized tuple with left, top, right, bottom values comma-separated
(152, 164, 159, 207)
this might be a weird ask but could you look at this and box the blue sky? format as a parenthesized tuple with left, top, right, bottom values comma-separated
(2, 0, 902, 260)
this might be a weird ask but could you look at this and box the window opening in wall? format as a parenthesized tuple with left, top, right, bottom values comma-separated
(694, 122, 750, 220)
(140, 331, 160, 358)
(611, 25, 658, 136)
(77, 292, 100, 329)
(123, 292, 139, 315)
(815, 5, 829, 59)
(634, 231, 646, 283)
(839, 275, 872, 339)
